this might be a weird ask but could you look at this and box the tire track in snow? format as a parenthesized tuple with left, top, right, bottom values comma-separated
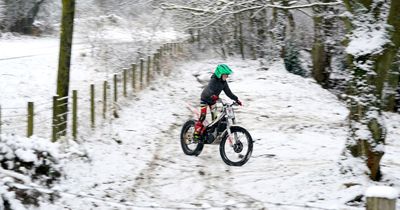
(122, 61, 267, 209)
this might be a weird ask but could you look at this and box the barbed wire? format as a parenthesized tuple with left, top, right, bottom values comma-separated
(0, 106, 26, 110)
(2, 124, 27, 130)
(57, 96, 69, 101)
(35, 107, 53, 114)
(1, 113, 27, 118)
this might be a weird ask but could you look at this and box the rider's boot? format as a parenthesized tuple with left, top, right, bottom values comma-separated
(193, 121, 204, 143)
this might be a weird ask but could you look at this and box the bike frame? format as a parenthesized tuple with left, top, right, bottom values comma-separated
(209, 99, 238, 146)
(185, 99, 239, 146)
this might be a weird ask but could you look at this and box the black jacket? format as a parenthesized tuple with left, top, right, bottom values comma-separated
(201, 74, 238, 104)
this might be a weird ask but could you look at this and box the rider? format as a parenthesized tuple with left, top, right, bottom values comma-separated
(194, 64, 242, 141)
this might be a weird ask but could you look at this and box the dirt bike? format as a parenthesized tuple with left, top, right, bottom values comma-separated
(180, 99, 253, 166)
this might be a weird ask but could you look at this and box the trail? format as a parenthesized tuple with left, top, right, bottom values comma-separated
(43, 58, 361, 210)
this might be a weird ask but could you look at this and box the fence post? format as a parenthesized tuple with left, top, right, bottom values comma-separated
(27, 102, 34, 137)
(153, 53, 157, 77)
(52, 96, 59, 142)
(147, 55, 151, 84)
(123, 68, 127, 97)
(103, 81, 107, 119)
(113, 74, 119, 118)
(72, 90, 77, 140)
(140, 58, 144, 89)
(131, 63, 137, 91)
(366, 186, 397, 210)
(0, 105, 2, 141)
(90, 84, 95, 129)
(159, 48, 163, 75)
(155, 51, 160, 75)
(114, 74, 118, 102)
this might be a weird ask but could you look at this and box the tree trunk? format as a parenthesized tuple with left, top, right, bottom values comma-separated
(311, 3, 330, 89)
(379, 0, 400, 111)
(249, 16, 257, 60)
(239, 17, 245, 60)
(255, 8, 268, 59)
(342, 0, 391, 181)
(56, 0, 75, 138)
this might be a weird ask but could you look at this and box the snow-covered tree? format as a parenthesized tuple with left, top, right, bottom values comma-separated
(342, 0, 400, 181)
(1, 0, 45, 34)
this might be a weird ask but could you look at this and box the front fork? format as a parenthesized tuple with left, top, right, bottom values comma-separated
(226, 118, 237, 146)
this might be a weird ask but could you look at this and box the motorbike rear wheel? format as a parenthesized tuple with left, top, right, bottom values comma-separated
(180, 120, 204, 156)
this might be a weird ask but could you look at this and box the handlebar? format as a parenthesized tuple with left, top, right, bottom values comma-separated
(217, 99, 239, 107)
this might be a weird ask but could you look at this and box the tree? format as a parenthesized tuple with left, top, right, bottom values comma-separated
(342, 0, 400, 181)
(1, 0, 45, 34)
(55, 0, 75, 140)
(161, 0, 340, 63)
(379, 1, 400, 112)
(311, 0, 336, 88)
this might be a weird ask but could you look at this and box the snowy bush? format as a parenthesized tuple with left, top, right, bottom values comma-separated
(0, 135, 62, 209)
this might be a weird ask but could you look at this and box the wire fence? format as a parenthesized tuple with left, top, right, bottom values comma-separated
(0, 42, 187, 141)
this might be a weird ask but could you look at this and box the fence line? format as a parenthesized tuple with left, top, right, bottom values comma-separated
(0, 42, 187, 140)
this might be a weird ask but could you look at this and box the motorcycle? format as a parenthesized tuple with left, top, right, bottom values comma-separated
(180, 99, 253, 166)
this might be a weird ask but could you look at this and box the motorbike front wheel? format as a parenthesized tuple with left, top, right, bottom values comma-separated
(180, 120, 204, 156)
(219, 126, 253, 166)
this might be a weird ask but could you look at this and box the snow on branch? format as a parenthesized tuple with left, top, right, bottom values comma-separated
(0, 166, 32, 184)
(160, 3, 213, 14)
(161, 1, 342, 14)
(162, 1, 341, 29)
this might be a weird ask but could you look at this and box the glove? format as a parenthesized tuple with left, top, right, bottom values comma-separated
(211, 95, 219, 102)
(236, 99, 242, 106)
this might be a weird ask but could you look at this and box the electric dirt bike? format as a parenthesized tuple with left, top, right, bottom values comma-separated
(180, 99, 253, 166)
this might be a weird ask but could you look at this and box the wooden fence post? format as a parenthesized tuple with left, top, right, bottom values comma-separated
(0, 105, 2, 141)
(147, 55, 151, 84)
(114, 74, 118, 102)
(27, 102, 34, 137)
(153, 53, 158, 77)
(131, 64, 137, 91)
(366, 186, 397, 210)
(72, 90, 77, 140)
(90, 84, 95, 128)
(103, 81, 107, 119)
(113, 74, 119, 118)
(123, 68, 127, 97)
(140, 58, 144, 89)
(159, 48, 163, 75)
(155, 51, 160, 75)
(52, 96, 59, 142)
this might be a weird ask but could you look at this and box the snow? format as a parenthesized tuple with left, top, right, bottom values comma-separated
(1, 16, 400, 210)
(365, 186, 398, 199)
(346, 28, 390, 57)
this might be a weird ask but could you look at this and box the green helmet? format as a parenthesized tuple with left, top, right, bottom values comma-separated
(214, 64, 233, 78)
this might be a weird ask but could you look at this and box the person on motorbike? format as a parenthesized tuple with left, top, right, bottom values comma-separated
(194, 64, 242, 141)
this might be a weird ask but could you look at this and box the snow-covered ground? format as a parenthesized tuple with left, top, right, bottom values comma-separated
(8, 56, 396, 209)
(1, 37, 400, 209)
